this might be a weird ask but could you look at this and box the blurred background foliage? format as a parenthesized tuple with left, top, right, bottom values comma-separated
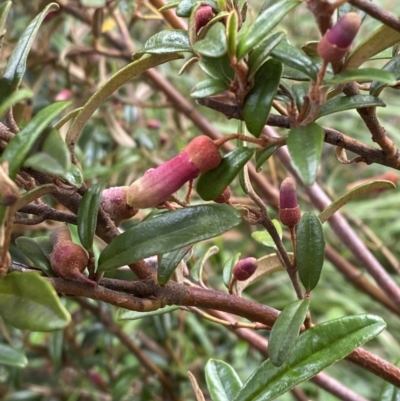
(2, 0, 400, 400)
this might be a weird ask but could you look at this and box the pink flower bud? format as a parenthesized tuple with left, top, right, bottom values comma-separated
(233, 257, 258, 281)
(101, 186, 138, 224)
(50, 226, 95, 286)
(279, 177, 301, 228)
(146, 119, 162, 130)
(214, 186, 232, 204)
(317, 12, 362, 63)
(194, 5, 214, 33)
(126, 136, 221, 208)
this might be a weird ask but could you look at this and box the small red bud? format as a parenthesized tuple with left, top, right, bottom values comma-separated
(101, 186, 138, 224)
(194, 5, 214, 33)
(233, 257, 258, 281)
(214, 186, 232, 204)
(126, 135, 221, 208)
(50, 226, 95, 286)
(279, 178, 301, 228)
(317, 12, 362, 63)
(146, 119, 162, 130)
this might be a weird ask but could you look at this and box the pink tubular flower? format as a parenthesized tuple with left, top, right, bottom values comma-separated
(279, 177, 301, 228)
(126, 135, 221, 208)
(101, 186, 138, 224)
(317, 12, 362, 63)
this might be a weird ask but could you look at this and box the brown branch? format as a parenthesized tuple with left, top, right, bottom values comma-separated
(349, 0, 400, 32)
(18, 203, 77, 225)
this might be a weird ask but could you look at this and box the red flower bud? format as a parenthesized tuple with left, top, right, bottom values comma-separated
(279, 177, 301, 228)
(213, 186, 232, 204)
(233, 257, 258, 281)
(126, 136, 221, 208)
(317, 12, 362, 63)
(50, 226, 95, 286)
(194, 5, 214, 34)
(101, 186, 138, 224)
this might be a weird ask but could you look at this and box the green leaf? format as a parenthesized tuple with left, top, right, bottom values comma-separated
(15, 236, 55, 277)
(296, 212, 325, 292)
(226, 10, 238, 58)
(192, 23, 227, 58)
(319, 180, 396, 223)
(235, 314, 386, 401)
(378, 359, 400, 401)
(77, 183, 106, 251)
(118, 305, 179, 320)
(23, 129, 71, 176)
(370, 55, 400, 96)
(0, 272, 71, 331)
(248, 31, 285, 79)
(292, 82, 309, 113)
(176, 0, 218, 17)
(255, 146, 279, 171)
(191, 245, 219, 282)
(198, 54, 235, 81)
(243, 58, 282, 137)
(236, 0, 300, 60)
(344, 24, 400, 72)
(191, 78, 229, 98)
(269, 299, 310, 367)
(271, 40, 319, 80)
(136, 30, 191, 57)
(197, 147, 254, 200)
(0, 343, 28, 368)
(235, 253, 291, 296)
(324, 68, 396, 86)
(0, 2, 12, 36)
(66, 53, 183, 148)
(222, 253, 240, 288)
(59, 164, 83, 188)
(158, 247, 190, 286)
(0, 3, 60, 101)
(1, 101, 70, 180)
(318, 95, 385, 118)
(251, 220, 282, 249)
(205, 359, 242, 401)
(287, 123, 324, 186)
(98, 204, 242, 271)
(0, 88, 33, 118)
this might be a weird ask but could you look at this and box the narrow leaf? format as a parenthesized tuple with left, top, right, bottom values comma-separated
(255, 146, 279, 171)
(287, 123, 324, 186)
(269, 299, 310, 367)
(136, 30, 191, 57)
(98, 204, 242, 271)
(0, 2, 12, 37)
(0, 3, 59, 101)
(158, 247, 190, 286)
(15, 236, 55, 277)
(344, 24, 400, 72)
(118, 305, 179, 320)
(296, 212, 325, 292)
(197, 147, 254, 200)
(226, 10, 238, 58)
(236, 253, 291, 297)
(0, 272, 71, 331)
(205, 359, 242, 401)
(188, 371, 207, 401)
(271, 40, 319, 80)
(324, 68, 396, 86)
(1, 101, 70, 179)
(198, 55, 235, 81)
(192, 22, 227, 58)
(318, 95, 385, 118)
(191, 78, 229, 98)
(248, 31, 285, 79)
(319, 180, 395, 223)
(66, 53, 182, 149)
(243, 59, 282, 137)
(0, 88, 33, 118)
(370, 55, 400, 96)
(235, 314, 386, 401)
(191, 245, 219, 283)
(236, 0, 300, 60)
(223, 253, 241, 288)
(77, 183, 106, 250)
(0, 343, 28, 368)
(251, 220, 282, 249)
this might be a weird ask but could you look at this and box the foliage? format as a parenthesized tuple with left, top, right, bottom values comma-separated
(0, 0, 400, 400)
